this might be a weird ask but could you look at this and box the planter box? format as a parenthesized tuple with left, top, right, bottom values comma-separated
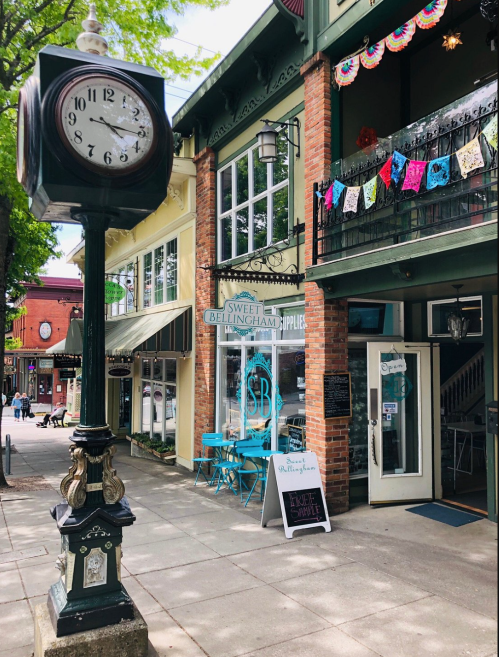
(125, 436, 176, 464)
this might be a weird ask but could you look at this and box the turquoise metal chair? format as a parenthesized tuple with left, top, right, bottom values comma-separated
(233, 439, 265, 502)
(214, 441, 241, 495)
(192, 433, 223, 486)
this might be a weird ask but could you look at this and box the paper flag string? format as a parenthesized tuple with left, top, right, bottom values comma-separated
(333, 180, 347, 207)
(427, 155, 451, 190)
(343, 186, 361, 213)
(415, 0, 448, 29)
(456, 138, 485, 179)
(360, 41, 385, 69)
(402, 160, 427, 192)
(483, 114, 498, 150)
(363, 177, 377, 209)
(385, 19, 416, 52)
(391, 151, 408, 184)
(379, 156, 393, 187)
(325, 184, 334, 210)
(335, 56, 360, 87)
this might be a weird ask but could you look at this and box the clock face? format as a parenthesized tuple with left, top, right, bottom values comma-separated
(39, 322, 52, 340)
(55, 74, 156, 176)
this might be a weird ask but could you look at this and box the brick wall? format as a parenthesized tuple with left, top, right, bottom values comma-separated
(301, 52, 350, 514)
(13, 298, 75, 349)
(193, 147, 217, 458)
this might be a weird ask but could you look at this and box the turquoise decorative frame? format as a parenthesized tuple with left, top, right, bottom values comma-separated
(237, 352, 284, 444)
(228, 291, 261, 337)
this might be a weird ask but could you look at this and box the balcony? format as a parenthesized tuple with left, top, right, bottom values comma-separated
(312, 82, 498, 265)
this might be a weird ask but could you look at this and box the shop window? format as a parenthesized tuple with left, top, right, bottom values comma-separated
(217, 130, 290, 262)
(348, 301, 403, 337)
(143, 238, 177, 308)
(140, 357, 177, 445)
(216, 302, 304, 451)
(428, 296, 483, 337)
(126, 262, 135, 313)
(108, 262, 134, 317)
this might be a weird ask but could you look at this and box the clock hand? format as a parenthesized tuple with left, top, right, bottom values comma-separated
(89, 117, 123, 138)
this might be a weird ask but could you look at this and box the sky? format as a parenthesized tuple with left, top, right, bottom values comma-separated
(45, 0, 273, 279)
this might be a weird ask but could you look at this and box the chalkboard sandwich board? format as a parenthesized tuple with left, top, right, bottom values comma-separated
(262, 452, 331, 539)
(287, 424, 306, 452)
(323, 372, 352, 419)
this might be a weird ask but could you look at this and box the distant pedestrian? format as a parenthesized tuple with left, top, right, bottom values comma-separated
(1, 392, 6, 407)
(11, 392, 22, 422)
(37, 402, 66, 428)
(20, 392, 31, 421)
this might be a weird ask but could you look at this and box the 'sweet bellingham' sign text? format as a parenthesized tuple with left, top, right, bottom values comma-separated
(203, 292, 281, 337)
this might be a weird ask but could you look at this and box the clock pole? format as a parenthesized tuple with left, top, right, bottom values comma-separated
(45, 8, 142, 645)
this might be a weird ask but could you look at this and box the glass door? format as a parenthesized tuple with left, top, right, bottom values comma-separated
(367, 343, 433, 504)
(119, 378, 132, 431)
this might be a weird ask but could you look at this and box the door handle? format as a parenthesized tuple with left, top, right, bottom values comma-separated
(370, 419, 378, 466)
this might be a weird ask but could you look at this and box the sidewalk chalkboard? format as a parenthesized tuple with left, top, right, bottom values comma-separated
(323, 372, 352, 419)
(287, 424, 305, 452)
(262, 452, 331, 539)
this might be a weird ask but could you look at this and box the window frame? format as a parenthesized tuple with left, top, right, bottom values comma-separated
(142, 237, 178, 309)
(217, 131, 291, 264)
(428, 296, 483, 337)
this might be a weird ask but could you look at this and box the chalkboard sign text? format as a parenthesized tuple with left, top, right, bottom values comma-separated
(323, 372, 352, 419)
(282, 488, 327, 527)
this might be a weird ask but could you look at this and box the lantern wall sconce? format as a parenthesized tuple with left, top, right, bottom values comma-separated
(256, 117, 301, 164)
(447, 284, 470, 343)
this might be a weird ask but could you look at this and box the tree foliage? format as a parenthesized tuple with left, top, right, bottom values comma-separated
(0, 0, 229, 486)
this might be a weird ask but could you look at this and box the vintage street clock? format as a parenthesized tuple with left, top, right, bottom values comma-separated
(18, 44, 174, 229)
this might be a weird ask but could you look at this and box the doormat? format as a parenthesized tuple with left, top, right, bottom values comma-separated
(406, 503, 483, 527)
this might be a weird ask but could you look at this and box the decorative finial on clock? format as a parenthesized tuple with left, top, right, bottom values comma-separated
(76, 4, 108, 56)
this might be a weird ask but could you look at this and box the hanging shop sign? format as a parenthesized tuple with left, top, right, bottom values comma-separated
(203, 292, 281, 337)
(323, 372, 352, 419)
(104, 280, 126, 304)
(54, 355, 82, 369)
(59, 369, 76, 380)
(262, 452, 331, 539)
(380, 358, 407, 375)
(106, 363, 133, 379)
(39, 358, 53, 369)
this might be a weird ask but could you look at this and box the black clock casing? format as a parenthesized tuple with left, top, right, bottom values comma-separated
(25, 45, 173, 230)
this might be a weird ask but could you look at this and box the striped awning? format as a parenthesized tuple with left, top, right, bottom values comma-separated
(59, 308, 192, 356)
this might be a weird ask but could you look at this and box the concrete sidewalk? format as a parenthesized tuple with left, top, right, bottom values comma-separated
(0, 423, 497, 657)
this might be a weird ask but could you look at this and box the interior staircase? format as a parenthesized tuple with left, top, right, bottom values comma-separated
(441, 348, 485, 419)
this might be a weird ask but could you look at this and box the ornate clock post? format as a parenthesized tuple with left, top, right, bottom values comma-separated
(17, 5, 173, 653)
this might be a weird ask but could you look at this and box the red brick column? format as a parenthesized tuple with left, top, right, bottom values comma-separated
(301, 53, 350, 514)
(193, 147, 217, 459)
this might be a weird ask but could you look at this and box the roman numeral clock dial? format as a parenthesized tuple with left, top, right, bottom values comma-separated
(52, 72, 158, 178)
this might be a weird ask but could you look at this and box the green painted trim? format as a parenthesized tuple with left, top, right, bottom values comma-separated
(307, 223, 498, 283)
(216, 101, 305, 170)
(173, 5, 279, 128)
(318, 0, 411, 59)
(482, 293, 497, 522)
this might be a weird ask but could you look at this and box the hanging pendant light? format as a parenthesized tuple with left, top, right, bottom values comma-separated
(443, 1, 463, 51)
(447, 284, 470, 343)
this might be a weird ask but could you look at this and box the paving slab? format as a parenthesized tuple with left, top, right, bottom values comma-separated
(340, 595, 498, 657)
(145, 610, 206, 657)
(152, 497, 223, 520)
(273, 562, 431, 625)
(0, 646, 34, 657)
(19, 560, 60, 598)
(0, 600, 34, 652)
(169, 584, 330, 657)
(194, 523, 290, 556)
(121, 535, 220, 575)
(121, 577, 163, 617)
(228, 542, 353, 583)
(0, 568, 26, 604)
(122, 520, 185, 547)
(169, 509, 259, 536)
(243, 627, 380, 657)
(137, 556, 262, 609)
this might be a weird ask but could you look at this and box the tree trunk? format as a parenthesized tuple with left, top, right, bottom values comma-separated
(0, 193, 13, 488)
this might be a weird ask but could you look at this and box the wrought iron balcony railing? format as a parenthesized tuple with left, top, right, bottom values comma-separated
(313, 82, 498, 265)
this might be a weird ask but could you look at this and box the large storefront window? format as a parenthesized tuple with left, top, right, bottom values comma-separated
(216, 303, 304, 451)
(141, 357, 177, 446)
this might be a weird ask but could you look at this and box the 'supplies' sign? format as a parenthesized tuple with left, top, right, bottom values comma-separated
(262, 452, 331, 539)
